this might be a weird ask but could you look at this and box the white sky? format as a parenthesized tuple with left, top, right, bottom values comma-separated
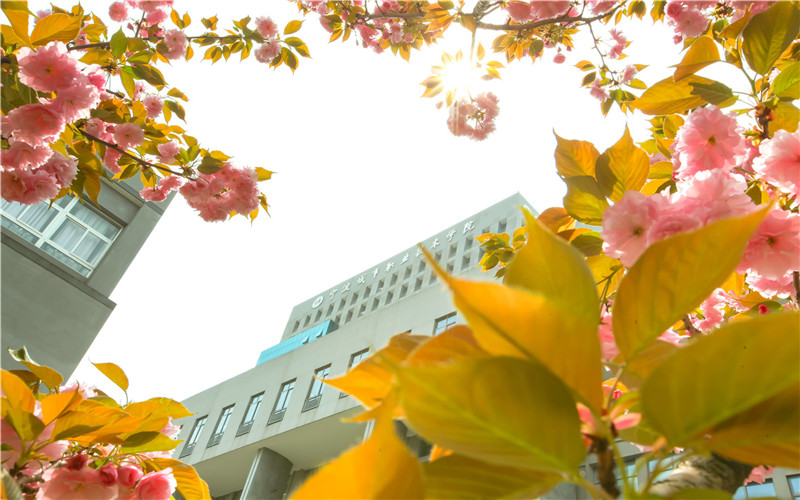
(39, 1, 692, 402)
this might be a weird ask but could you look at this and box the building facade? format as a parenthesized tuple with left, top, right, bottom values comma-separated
(1, 177, 172, 378)
(172, 192, 799, 500)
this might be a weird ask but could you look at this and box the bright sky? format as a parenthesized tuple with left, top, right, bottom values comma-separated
(43, 1, 688, 403)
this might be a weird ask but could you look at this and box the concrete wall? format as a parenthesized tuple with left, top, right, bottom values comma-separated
(1, 179, 171, 378)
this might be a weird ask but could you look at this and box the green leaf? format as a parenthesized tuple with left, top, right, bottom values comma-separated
(595, 126, 650, 202)
(571, 231, 604, 257)
(165, 100, 185, 121)
(642, 313, 800, 448)
(631, 75, 716, 115)
(672, 36, 719, 81)
(422, 454, 562, 499)
(130, 64, 166, 88)
(120, 67, 137, 99)
(284, 19, 303, 34)
(553, 132, 599, 178)
(92, 361, 129, 392)
(126, 50, 154, 64)
(689, 80, 736, 107)
(30, 13, 82, 46)
(167, 87, 188, 101)
(772, 61, 800, 98)
(2, 468, 25, 500)
(82, 169, 101, 203)
(197, 156, 225, 175)
(110, 29, 127, 58)
(613, 206, 770, 361)
(562, 176, 609, 225)
(3, 407, 45, 442)
(399, 356, 585, 473)
(119, 432, 180, 454)
(20, 362, 62, 391)
(742, 2, 800, 76)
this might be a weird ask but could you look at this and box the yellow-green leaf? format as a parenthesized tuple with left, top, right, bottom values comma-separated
(1, 370, 35, 413)
(771, 102, 799, 134)
(398, 356, 585, 473)
(612, 206, 769, 361)
(772, 61, 800, 98)
(19, 362, 62, 391)
(422, 454, 562, 499)
(742, 2, 800, 76)
(707, 383, 799, 468)
(631, 75, 716, 115)
(428, 257, 603, 412)
(151, 458, 211, 500)
(92, 361, 129, 392)
(587, 254, 623, 297)
(673, 36, 719, 81)
(2, 2, 31, 46)
(40, 391, 83, 425)
(595, 126, 650, 202)
(563, 176, 609, 225)
(284, 19, 303, 35)
(3, 407, 44, 442)
(293, 400, 423, 499)
(255, 167, 273, 181)
(641, 313, 800, 448)
(30, 13, 82, 46)
(119, 432, 180, 454)
(553, 132, 599, 178)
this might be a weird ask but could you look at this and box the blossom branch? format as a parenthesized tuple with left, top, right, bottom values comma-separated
(793, 271, 800, 305)
(474, 4, 625, 32)
(683, 315, 701, 336)
(74, 125, 184, 177)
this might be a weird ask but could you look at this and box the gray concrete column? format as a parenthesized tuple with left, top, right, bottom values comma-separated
(240, 447, 293, 500)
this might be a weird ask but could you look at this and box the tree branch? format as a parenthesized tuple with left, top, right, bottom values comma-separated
(475, 4, 624, 32)
(649, 454, 753, 496)
(74, 125, 184, 177)
(683, 315, 701, 336)
(793, 270, 800, 305)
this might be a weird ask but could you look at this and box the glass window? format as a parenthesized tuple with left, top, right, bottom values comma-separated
(207, 405, 234, 447)
(179, 416, 207, 457)
(733, 479, 775, 499)
(237, 393, 264, 436)
(1, 198, 121, 277)
(788, 475, 800, 498)
(268, 380, 295, 424)
(433, 312, 457, 335)
(303, 365, 331, 411)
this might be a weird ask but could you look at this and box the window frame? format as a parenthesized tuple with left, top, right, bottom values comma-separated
(268, 379, 295, 424)
(236, 392, 264, 436)
(179, 415, 207, 458)
(303, 365, 331, 411)
(433, 312, 457, 335)
(207, 405, 235, 448)
(1, 197, 122, 277)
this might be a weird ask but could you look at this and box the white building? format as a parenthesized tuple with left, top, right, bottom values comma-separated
(173, 192, 799, 500)
(1, 178, 173, 378)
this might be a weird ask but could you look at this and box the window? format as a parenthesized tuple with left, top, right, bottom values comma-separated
(339, 298, 346, 310)
(734, 479, 775, 499)
(448, 243, 457, 258)
(372, 298, 379, 311)
(341, 349, 370, 397)
(789, 475, 800, 498)
(1, 197, 121, 277)
(461, 255, 471, 271)
(303, 365, 331, 411)
(390, 273, 397, 286)
(350, 292, 359, 305)
(433, 312, 457, 335)
(345, 309, 353, 323)
(403, 267, 411, 279)
(364, 286, 371, 297)
(303, 316, 310, 327)
(498, 218, 507, 233)
(207, 405, 234, 447)
(418, 261, 426, 273)
(414, 277, 422, 292)
(400, 284, 408, 298)
(446, 262, 454, 273)
(385, 291, 393, 305)
(358, 303, 366, 317)
(237, 393, 264, 436)
(292, 321, 299, 333)
(434, 251, 442, 262)
(179, 416, 207, 457)
(326, 304, 333, 316)
(428, 272, 436, 284)
(377, 279, 385, 292)
(314, 310, 321, 322)
(464, 237, 473, 250)
(268, 380, 295, 424)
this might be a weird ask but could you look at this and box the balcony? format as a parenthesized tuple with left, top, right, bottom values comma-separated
(207, 433, 223, 448)
(236, 420, 254, 436)
(302, 395, 322, 412)
(267, 409, 286, 425)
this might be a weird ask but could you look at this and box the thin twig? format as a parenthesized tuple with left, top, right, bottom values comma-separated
(475, 4, 624, 32)
(793, 271, 800, 305)
(683, 315, 701, 336)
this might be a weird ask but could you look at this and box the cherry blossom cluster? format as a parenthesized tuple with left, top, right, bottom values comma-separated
(447, 92, 500, 141)
(1, 384, 180, 500)
(107, 1, 188, 60)
(504, 1, 574, 23)
(601, 105, 800, 319)
(254, 16, 282, 63)
(0, 42, 106, 204)
(178, 163, 260, 222)
(664, 1, 773, 43)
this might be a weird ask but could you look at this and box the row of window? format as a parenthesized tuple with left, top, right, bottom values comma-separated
(180, 347, 371, 458)
(180, 313, 458, 458)
(1, 198, 121, 277)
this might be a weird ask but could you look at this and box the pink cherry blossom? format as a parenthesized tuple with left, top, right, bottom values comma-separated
(598, 312, 619, 362)
(37, 467, 118, 500)
(140, 175, 182, 202)
(133, 468, 177, 500)
(447, 92, 499, 142)
(254, 41, 281, 63)
(601, 191, 658, 267)
(137, 0, 173, 14)
(586, 0, 617, 14)
(607, 29, 626, 59)
(744, 465, 775, 485)
(162, 30, 188, 60)
(1, 167, 60, 204)
(505, 2, 534, 22)
(666, 3, 710, 40)
(109, 1, 128, 22)
(84, 65, 108, 92)
(114, 123, 145, 150)
(255, 16, 279, 38)
(98, 464, 118, 486)
(16, 42, 80, 92)
(752, 129, 799, 197)
(738, 209, 800, 279)
(52, 75, 101, 122)
(1, 139, 53, 169)
(529, 1, 571, 20)
(675, 169, 755, 224)
(143, 95, 163, 118)
(696, 289, 727, 331)
(745, 271, 795, 299)
(104, 148, 123, 173)
(6, 102, 66, 147)
(179, 164, 259, 221)
(146, 8, 168, 25)
(673, 106, 745, 178)
(157, 141, 180, 162)
(117, 465, 144, 489)
(84, 118, 111, 141)
(658, 330, 688, 346)
(589, 79, 608, 101)
(620, 65, 637, 85)
(553, 52, 566, 64)
(40, 152, 78, 187)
